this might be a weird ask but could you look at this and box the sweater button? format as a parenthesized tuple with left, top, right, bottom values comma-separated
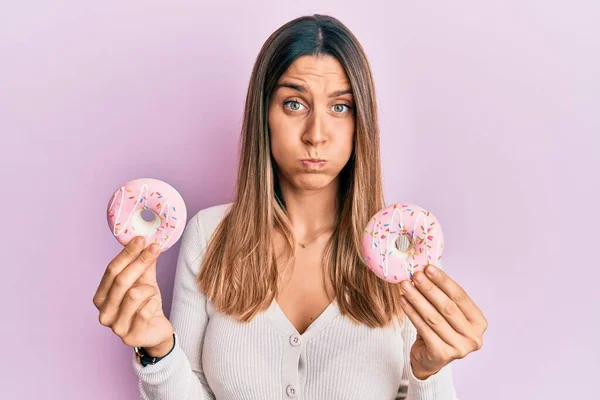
(286, 385, 298, 398)
(289, 334, 301, 347)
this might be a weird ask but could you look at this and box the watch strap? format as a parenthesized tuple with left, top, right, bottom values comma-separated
(134, 333, 176, 367)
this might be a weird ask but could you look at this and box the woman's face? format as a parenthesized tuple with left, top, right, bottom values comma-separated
(268, 54, 355, 192)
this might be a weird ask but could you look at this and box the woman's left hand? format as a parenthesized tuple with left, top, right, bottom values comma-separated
(399, 264, 488, 380)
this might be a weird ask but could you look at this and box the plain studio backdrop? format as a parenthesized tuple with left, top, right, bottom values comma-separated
(1, 1, 598, 399)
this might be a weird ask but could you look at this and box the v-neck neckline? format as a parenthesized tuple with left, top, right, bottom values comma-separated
(267, 297, 341, 342)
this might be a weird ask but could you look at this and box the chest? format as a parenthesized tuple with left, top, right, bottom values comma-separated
(201, 307, 406, 400)
(273, 232, 335, 335)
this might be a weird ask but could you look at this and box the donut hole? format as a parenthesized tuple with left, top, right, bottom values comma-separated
(392, 234, 414, 261)
(131, 208, 162, 237)
(395, 234, 412, 252)
(141, 209, 156, 222)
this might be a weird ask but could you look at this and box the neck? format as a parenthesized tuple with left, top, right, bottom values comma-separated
(278, 177, 339, 238)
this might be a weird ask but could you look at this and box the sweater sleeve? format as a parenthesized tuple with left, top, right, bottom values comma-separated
(401, 261, 459, 400)
(132, 212, 215, 400)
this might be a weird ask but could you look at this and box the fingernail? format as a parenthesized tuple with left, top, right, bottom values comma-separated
(426, 265, 438, 277)
(135, 236, 145, 245)
(149, 244, 160, 254)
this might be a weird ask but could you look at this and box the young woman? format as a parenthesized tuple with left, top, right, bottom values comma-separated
(94, 14, 487, 400)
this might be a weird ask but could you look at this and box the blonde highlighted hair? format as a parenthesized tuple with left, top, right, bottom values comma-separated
(197, 14, 405, 328)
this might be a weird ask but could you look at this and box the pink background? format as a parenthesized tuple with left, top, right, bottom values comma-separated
(2, 1, 598, 399)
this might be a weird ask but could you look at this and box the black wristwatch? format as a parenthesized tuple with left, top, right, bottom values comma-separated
(134, 334, 176, 367)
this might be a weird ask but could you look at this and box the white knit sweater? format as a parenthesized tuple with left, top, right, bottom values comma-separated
(132, 203, 458, 400)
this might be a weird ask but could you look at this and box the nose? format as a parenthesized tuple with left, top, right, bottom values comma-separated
(302, 110, 327, 147)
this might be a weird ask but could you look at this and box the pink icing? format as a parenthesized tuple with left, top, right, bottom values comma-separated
(361, 203, 444, 284)
(106, 178, 187, 252)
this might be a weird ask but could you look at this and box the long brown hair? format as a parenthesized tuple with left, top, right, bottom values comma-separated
(198, 14, 405, 328)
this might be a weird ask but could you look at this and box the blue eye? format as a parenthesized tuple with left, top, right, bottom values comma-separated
(332, 104, 352, 114)
(283, 100, 305, 111)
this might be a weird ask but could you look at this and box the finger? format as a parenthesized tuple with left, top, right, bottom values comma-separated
(127, 297, 162, 341)
(399, 294, 451, 351)
(136, 246, 160, 286)
(99, 243, 161, 326)
(94, 236, 146, 310)
(423, 265, 485, 325)
(400, 280, 464, 347)
(411, 270, 471, 336)
(111, 284, 158, 338)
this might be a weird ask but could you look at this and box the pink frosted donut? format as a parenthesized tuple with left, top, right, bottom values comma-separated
(361, 203, 444, 284)
(106, 178, 187, 252)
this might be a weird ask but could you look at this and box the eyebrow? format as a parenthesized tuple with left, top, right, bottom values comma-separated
(275, 82, 353, 98)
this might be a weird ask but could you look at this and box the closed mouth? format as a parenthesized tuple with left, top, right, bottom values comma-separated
(301, 158, 326, 163)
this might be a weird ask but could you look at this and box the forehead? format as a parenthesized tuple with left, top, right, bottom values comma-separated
(278, 55, 350, 89)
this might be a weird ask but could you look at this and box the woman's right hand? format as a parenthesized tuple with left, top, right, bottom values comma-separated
(94, 235, 175, 357)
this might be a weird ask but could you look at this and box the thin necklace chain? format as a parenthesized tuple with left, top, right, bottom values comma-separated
(297, 226, 335, 248)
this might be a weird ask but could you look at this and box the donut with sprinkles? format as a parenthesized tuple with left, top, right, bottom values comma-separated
(106, 178, 187, 252)
(361, 203, 444, 284)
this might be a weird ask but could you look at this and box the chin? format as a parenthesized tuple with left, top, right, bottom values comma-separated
(294, 174, 337, 191)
